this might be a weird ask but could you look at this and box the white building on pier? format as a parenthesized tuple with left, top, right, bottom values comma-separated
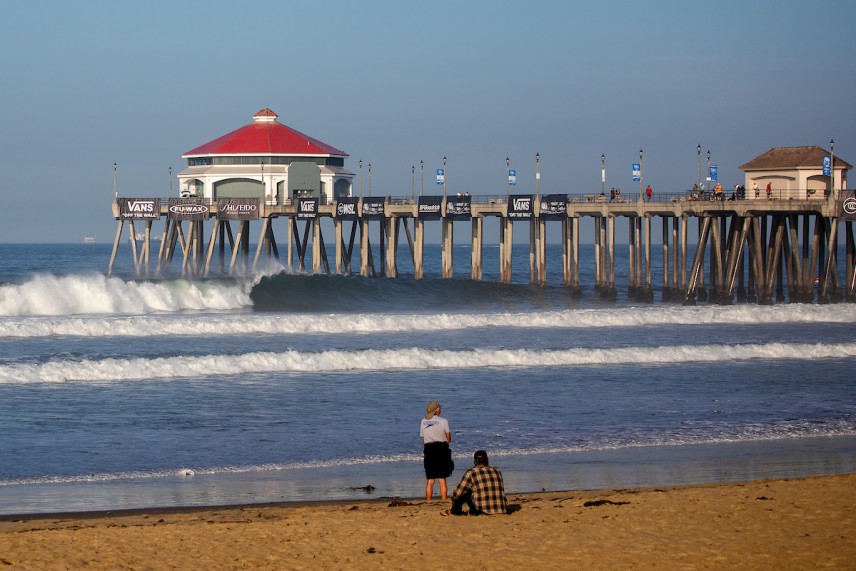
(177, 108, 353, 204)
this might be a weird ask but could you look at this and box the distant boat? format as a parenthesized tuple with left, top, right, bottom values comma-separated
(83, 235, 96, 244)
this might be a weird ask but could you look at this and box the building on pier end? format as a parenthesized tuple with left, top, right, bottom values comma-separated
(740, 146, 850, 200)
(177, 108, 353, 204)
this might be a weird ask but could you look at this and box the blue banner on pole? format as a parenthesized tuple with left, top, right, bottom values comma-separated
(508, 169, 517, 186)
(436, 168, 445, 185)
(632, 163, 640, 182)
(710, 165, 718, 182)
(823, 156, 831, 176)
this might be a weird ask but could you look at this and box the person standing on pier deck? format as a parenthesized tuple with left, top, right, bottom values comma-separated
(420, 401, 453, 500)
(645, 185, 653, 201)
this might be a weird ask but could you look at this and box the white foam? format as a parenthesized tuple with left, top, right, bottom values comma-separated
(0, 342, 853, 384)
(2, 303, 855, 339)
(0, 274, 253, 317)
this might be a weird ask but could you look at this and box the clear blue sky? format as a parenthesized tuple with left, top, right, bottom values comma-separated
(1, 0, 854, 243)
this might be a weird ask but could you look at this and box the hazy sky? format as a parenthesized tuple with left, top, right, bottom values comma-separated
(1, 0, 854, 243)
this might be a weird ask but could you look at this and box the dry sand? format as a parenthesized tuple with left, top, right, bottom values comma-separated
(1, 474, 853, 570)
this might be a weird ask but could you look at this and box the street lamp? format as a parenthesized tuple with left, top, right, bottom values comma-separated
(168, 166, 172, 198)
(601, 153, 605, 197)
(359, 159, 363, 199)
(368, 162, 372, 197)
(443, 156, 447, 199)
(830, 138, 835, 199)
(420, 160, 424, 196)
(506, 157, 510, 201)
(535, 152, 540, 199)
(707, 150, 711, 194)
(697, 144, 701, 191)
(411, 165, 415, 201)
(639, 149, 644, 198)
(113, 162, 117, 199)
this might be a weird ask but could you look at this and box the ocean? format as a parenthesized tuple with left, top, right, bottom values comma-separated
(0, 242, 854, 515)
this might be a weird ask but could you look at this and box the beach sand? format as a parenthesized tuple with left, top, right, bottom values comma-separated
(0, 474, 853, 570)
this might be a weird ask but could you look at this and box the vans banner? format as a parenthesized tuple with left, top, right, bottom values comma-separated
(118, 198, 160, 220)
(217, 198, 260, 220)
(297, 198, 319, 220)
(508, 194, 533, 219)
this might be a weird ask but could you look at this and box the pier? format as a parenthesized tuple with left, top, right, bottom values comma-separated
(109, 191, 856, 304)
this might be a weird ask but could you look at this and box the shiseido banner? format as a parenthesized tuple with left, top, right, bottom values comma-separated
(539, 194, 568, 220)
(362, 197, 386, 220)
(118, 198, 160, 220)
(508, 194, 534, 219)
(167, 198, 209, 221)
(297, 198, 319, 220)
(418, 196, 443, 220)
(335, 197, 359, 220)
(217, 198, 260, 220)
(445, 195, 472, 220)
(839, 190, 856, 221)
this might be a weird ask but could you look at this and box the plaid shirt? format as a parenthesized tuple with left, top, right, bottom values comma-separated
(451, 464, 508, 515)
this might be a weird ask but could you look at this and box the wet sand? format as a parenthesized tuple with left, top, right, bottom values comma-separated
(1, 473, 854, 570)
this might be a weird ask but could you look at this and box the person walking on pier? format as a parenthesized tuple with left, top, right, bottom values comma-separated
(766, 182, 772, 199)
(645, 185, 653, 202)
(754, 182, 760, 199)
(420, 400, 453, 501)
(714, 183, 723, 201)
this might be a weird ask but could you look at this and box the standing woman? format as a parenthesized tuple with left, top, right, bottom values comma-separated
(420, 400, 453, 500)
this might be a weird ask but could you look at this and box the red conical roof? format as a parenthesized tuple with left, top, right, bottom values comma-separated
(183, 109, 347, 157)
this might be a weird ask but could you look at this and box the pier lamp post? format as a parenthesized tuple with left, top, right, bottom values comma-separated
(707, 150, 711, 195)
(601, 154, 605, 197)
(830, 138, 835, 199)
(697, 144, 701, 191)
(420, 160, 424, 196)
(261, 162, 265, 199)
(113, 162, 117, 199)
(368, 163, 372, 197)
(535, 152, 540, 199)
(506, 157, 510, 201)
(639, 149, 643, 199)
(443, 156, 447, 199)
(168, 166, 173, 198)
(359, 159, 363, 199)
(411, 165, 415, 201)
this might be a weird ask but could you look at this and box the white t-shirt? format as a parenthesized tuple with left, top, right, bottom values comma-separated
(420, 416, 450, 443)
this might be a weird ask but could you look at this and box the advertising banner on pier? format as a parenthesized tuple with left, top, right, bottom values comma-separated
(167, 198, 209, 221)
(539, 194, 568, 220)
(446, 195, 471, 220)
(361, 197, 386, 220)
(335, 197, 359, 220)
(839, 190, 856, 221)
(418, 196, 443, 220)
(118, 198, 160, 220)
(217, 198, 260, 220)
(508, 194, 533, 219)
(297, 198, 318, 220)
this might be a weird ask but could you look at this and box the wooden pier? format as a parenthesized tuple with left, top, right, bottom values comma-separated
(109, 192, 856, 304)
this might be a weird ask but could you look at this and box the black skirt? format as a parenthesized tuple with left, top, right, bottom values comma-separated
(423, 441, 454, 479)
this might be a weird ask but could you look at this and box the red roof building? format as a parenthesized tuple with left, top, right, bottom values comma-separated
(739, 146, 850, 200)
(178, 109, 352, 203)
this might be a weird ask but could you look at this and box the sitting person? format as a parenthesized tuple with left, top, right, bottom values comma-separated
(442, 450, 508, 516)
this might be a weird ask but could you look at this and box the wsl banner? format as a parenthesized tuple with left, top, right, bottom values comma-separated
(508, 194, 534, 220)
(335, 197, 358, 220)
(217, 198, 260, 220)
(839, 190, 856, 221)
(418, 196, 443, 220)
(446, 195, 472, 220)
(361, 197, 386, 220)
(118, 198, 160, 220)
(297, 198, 318, 220)
(167, 198, 209, 221)
(539, 194, 568, 220)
